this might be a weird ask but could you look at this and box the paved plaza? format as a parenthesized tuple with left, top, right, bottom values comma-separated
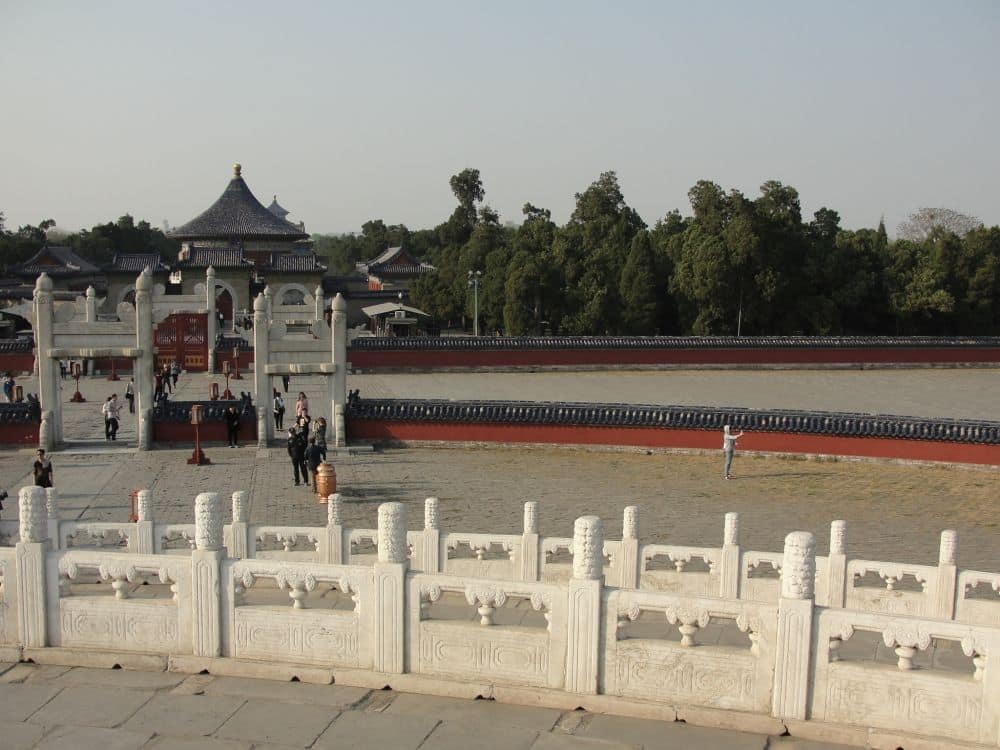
(0, 367, 996, 749)
(0, 662, 851, 750)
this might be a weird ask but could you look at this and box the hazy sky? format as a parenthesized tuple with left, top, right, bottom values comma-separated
(2, 1, 998, 237)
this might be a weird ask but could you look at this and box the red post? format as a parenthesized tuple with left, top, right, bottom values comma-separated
(128, 488, 139, 522)
(107, 357, 120, 381)
(231, 347, 242, 379)
(221, 362, 234, 400)
(70, 361, 86, 402)
(187, 404, 211, 465)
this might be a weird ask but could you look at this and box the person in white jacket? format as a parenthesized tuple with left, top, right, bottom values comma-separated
(722, 424, 744, 480)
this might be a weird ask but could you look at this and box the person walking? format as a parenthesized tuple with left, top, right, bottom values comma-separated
(281, 374, 290, 393)
(106, 394, 122, 440)
(125, 378, 135, 414)
(33, 449, 53, 488)
(311, 416, 327, 461)
(286, 427, 307, 486)
(162, 365, 172, 394)
(225, 404, 241, 448)
(154, 370, 163, 400)
(170, 361, 180, 389)
(295, 392, 309, 420)
(3, 373, 14, 403)
(102, 396, 114, 440)
(722, 424, 745, 480)
(272, 389, 285, 430)
(305, 437, 324, 489)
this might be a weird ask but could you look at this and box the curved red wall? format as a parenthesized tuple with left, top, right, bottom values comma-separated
(347, 346, 1000, 370)
(347, 420, 1000, 466)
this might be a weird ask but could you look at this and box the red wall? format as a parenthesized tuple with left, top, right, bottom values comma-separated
(153, 420, 257, 444)
(0, 353, 36, 374)
(347, 420, 1000, 466)
(348, 346, 1000, 370)
(0, 422, 40, 445)
(93, 357, 134, 375)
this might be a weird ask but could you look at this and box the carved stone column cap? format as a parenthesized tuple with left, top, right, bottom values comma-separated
(522, 501, 539, 535)
(724, 512, 739, 546)
(572, 515, 604, 580)
(231, 490, 248, 524)
(194, 492, 223, 551)
(328, 493, 342, 525)
(136, 489, 153, 522)
(45, 487, 59, 519)
(377, 501, 407, 563)
(253, 293, 267, 312)
(35, 272, 54, 293)
(939, 529, 958, 566)
(332, 293, 347, 312)
(622, 506, 639, 539)
(830, 520, 847, 555)
(424, 497, 439, 530)
(781, 531, 816, 600)
(19, 486, 47, 543)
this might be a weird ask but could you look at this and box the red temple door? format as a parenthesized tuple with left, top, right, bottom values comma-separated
(154, 313, 208, 371)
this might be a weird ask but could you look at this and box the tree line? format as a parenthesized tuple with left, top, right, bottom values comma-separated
(318, 169, 999, 336)
(4, 171, 998, 337)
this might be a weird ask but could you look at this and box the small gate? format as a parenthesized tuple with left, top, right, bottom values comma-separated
(155, 313, 208, 371)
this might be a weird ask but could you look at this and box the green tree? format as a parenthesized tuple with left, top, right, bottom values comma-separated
(618, 230, 658, 333)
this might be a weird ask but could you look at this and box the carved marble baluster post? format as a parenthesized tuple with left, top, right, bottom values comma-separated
(85, 285, 97, 323)
(314, 284, 324, 323)
(824, 520, 847, 608)
(134, 270, 154, 450)
(252, 293, 271, 445)
(191, 492, 224, 657)
(771, 531, 816, 721)
(205, 266, 217, 373)
(263, 285, 274, 321)
(519, 501, 540, 582)
(227, 491, 249, 559)
(33, 273, 60, 448)
(134, 489, 154, 554)
(566, 515, 603, 695)
(718, 512, 741, 599)
(319, 494, 344, 564)
(374, 502, 407, 674)
(421, 497, 440, 573)
(45, 488, 60, 548)
(331, 293, 348, 447)
(616, 506, 640, 589)
(17, 486, 49, 649)
(933, 530, 958, 620)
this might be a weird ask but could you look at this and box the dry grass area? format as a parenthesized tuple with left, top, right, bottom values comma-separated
(338, 446, 1000, 571)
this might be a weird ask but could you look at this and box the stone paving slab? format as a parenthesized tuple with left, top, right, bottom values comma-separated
(0, 720, 47, 750)
(26, 685, 153, 728)
(53, 666, 187, 690)
(213, 698, 339, 746)
(0, 683, 63, 722)
(532, 733, 641, 750)
(385, 692, 563, 731)
(200, 675, 368, 708)
(33, 725, 153, 750)
(576, 714, 768, 750)
(419, 719, 540, 750)
(121, 693, 246, 737)
(313, 709, 439, 750)
(142, 738, 252, 750)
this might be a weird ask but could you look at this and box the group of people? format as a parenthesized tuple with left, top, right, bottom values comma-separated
(154, 361, 181, 401)
(101, 394, 123, 440)
(284, 392, 328, 488)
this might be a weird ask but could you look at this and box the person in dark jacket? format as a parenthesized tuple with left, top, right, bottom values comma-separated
(286, 427, 307, 486)
(304, 437, 324, 489)
(225, 405, 241, 448)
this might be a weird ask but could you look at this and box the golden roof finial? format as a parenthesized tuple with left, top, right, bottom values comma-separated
(233, 163, 242, 178)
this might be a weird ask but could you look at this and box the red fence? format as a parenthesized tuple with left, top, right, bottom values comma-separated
(348, 344, 1000, 370)
(347, 420, 1000, 466)
(0, 421, 39, 445)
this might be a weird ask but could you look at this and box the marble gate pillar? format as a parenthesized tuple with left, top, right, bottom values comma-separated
(252, 293, 271, 446)
(134, 269, 154, 450)
(330, 293, 348, 447)
(32, 274, 60, 449)
(206, 266, 217, 373)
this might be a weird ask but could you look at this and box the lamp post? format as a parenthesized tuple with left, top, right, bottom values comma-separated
(467, 270, 482, 337)
(70, 361, 86, 402)
(221, 361, 235, 400)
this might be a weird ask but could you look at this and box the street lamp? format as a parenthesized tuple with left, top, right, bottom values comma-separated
(467, 270, 482, 337)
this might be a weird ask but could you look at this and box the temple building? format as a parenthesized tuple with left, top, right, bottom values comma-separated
(109, 164, 326, 327)
(356, 246, 435, 291)
(8, 246, 103, 294)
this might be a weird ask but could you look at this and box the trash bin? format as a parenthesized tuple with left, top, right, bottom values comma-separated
(315, 462, 337, 501)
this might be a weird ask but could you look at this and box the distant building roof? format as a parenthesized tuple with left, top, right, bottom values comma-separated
(270, 253, 327, 272)
(10, 246, 101, 277)
(168, 164, 310, 241)
(178, 247, 255, 269)
(108, 253, 170, 273)
(357, 246, 436, 277)
(266, 195, 290, 220)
